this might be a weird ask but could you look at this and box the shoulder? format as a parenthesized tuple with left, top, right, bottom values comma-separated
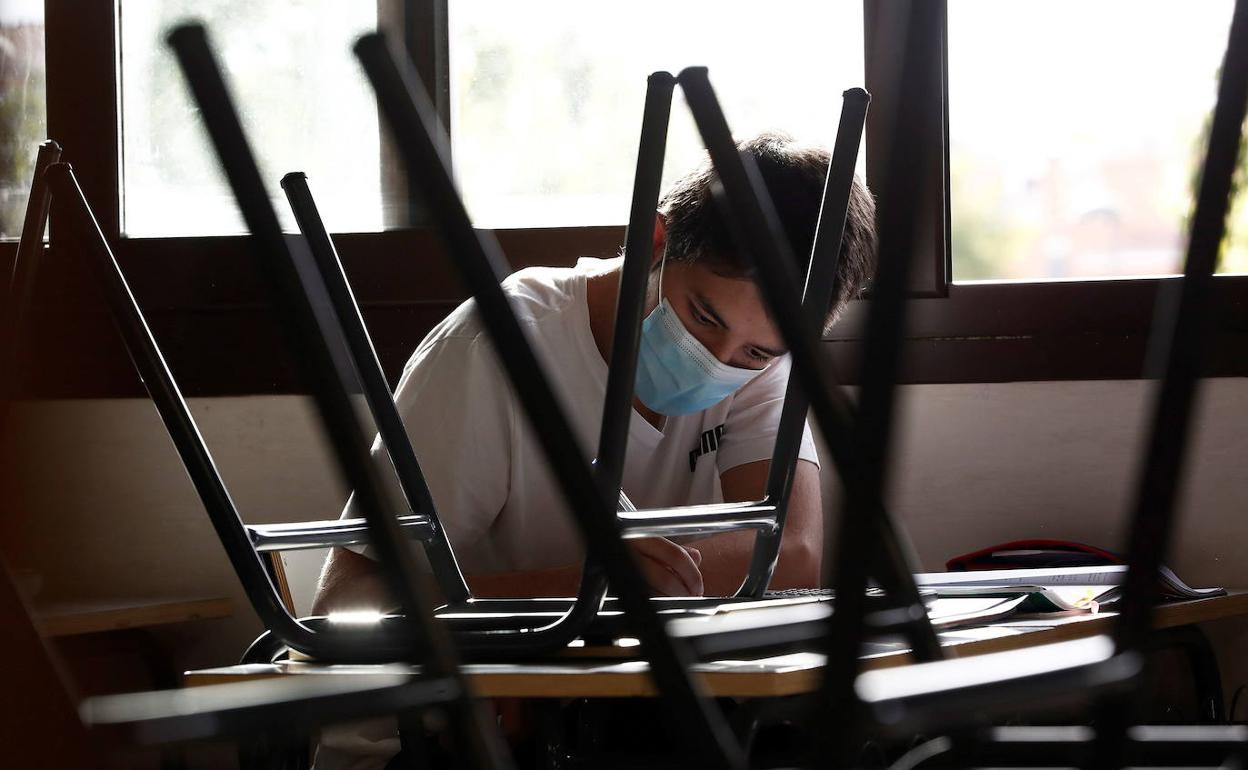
(399, 256, 617, 381)
(420, 256, 617, 342)
(501, 256, 620, 326)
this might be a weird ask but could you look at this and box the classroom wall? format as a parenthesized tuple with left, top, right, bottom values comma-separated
(2, 378, 1246, 697)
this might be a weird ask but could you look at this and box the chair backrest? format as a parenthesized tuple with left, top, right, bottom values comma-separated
(738, 87, 870, 598)
(597, 77, 876, 600)
(2, 158, 501, 766)
(285, 78, 872, 608)
(1, 140, 61, 403)
(44, 162, 404, 662)
(280, 171, 471, 604)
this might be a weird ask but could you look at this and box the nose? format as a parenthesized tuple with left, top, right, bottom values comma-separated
(706, 336, 738, 366)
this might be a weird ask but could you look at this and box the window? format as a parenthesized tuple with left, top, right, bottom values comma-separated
(0, 0, 45, 240)
(6, 1, 1245, 398)
(948, 0, 1244, 281)
(119, 0, 383, 236)
(449, 0, 864, 228)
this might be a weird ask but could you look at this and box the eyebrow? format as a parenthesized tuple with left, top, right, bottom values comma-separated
(693, 292, 730, 329)
(694, 292, 788, 358)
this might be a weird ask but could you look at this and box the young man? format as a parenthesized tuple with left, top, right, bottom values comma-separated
(312, 131, 877, 614)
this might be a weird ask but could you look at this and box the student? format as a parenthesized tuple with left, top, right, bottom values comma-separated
(312, 131, 877, 613)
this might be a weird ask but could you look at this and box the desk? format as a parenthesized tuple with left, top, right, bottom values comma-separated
(35, 597, 233, 637)
(39, 596, 233, 695)
(184, 591, 1248, 699)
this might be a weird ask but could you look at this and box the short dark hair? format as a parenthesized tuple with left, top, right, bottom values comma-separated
(658, 131, 877, 329)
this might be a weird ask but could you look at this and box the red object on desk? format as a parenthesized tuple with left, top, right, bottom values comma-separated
(946, 539, 1123, 572)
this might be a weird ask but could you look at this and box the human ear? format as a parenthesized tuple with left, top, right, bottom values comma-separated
(651, 212, 667, 267)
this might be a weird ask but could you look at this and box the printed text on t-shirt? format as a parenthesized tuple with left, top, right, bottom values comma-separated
(689, 424, 726, 472)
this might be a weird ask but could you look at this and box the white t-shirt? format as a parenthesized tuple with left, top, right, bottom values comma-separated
(345, 256, 818, 575)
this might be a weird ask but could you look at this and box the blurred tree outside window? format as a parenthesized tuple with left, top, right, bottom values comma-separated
(32, 0, 1248, 277)
(949, 0, 1245, 281)
(0, 0, 46, 241)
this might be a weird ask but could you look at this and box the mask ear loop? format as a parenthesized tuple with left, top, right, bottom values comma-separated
(656, 245, 667, 309)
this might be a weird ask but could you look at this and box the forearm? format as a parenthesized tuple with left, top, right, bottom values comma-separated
(710, 459, 824, 595)
(311, 547, 397, 615)
(687, 527, 821, 596)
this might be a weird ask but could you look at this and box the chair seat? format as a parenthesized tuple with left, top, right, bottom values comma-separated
(81, 672, 458, 746)
(855, 636, 1142, 736)
(246, 514, 435, 552)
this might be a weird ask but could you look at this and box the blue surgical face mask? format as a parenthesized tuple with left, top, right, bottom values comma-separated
(635, 289, 766, 416)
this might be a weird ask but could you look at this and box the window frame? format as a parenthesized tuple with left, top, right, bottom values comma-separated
(4, 0, 1245, 399)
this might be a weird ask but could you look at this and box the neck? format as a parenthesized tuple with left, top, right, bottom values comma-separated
(586, 264, 665, 430)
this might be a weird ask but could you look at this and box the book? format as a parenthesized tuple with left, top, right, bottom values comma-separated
(914, 565, 1225, 610)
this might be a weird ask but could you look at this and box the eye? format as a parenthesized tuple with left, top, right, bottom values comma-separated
(689, 301, 715, 327)
(746, 348, 772, 364)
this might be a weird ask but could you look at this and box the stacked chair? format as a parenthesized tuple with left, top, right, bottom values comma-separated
(2, 108, 511, 770)
(5, 0, 1247, 764)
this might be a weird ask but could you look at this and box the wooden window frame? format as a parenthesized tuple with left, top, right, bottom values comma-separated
(5, 0, 1246, 399)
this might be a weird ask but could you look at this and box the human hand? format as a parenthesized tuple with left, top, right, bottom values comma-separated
(628, 537, 704, 596)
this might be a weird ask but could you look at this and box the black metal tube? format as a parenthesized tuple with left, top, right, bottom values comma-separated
(596, 71, 674, 491)
(1113, 0, 1248, 663)
(2, 139, 61, 402)
(737, 88, 870, 599)
(166, 25, 511, 770)
(550, 71, 678, 651)
(813, 2, 944, 762)
(563, 71, 677, 658)
(823, 6, 938, 758)
(354, 32, 745, 770)
(1092, 1, 1248, 765)
(280, 171, 472, 605)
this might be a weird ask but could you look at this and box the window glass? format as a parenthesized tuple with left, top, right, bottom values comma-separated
(450, 1, 864, 229)
(949, 0, 1244, 281)
(120, 1, 382, 236)
(0, 0, 46, 241)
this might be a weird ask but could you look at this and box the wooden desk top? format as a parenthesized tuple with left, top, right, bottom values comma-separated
(35, 597, 234, 638)
(183, 591, 1248, 699)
